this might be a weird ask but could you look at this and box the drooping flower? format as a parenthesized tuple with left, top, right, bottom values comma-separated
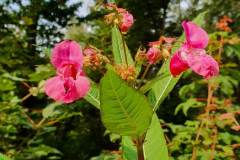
(170, 21, 219, 79)
(146, 47, 161, 64)
(45, 40, 90, 103)
(119, 10, 134, 33)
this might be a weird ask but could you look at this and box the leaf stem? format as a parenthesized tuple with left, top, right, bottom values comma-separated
(137, 63, 151, 89)
(136, 137, 144, 160)
(210, 127, 218, 160)
(191, 81, 213, 160)
(120, 31, 128, 66)
(141, 64, 151, 80)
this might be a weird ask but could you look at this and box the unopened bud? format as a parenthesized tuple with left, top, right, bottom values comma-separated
(146, 47, 161, 64)
(135, 48, 146, 62)
(119, 10, 134, 33)
(162, 48, 170, 60)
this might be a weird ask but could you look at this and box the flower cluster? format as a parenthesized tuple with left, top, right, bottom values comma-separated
(83, 46, 109, 70)
(216, 16, 233, 32)
(170, 21, 219, 79)
(115, 65, 136, 82)
(145, 36, 175, 64)
(44, 40, 90, 103)
(105, 3, 134, 33)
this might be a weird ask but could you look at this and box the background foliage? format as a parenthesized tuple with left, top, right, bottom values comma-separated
(0, 0, 239, 159)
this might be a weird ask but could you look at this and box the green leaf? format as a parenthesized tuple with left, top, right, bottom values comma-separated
(0, 153, 11, 160)
(174, 98, 204, 116)
(91, 151, 121, 160)
(122, 136, 137, 160)
(112, 25, 134, 66)
(139, 73, 169, 94)
(0, 77, 15, 91)
(42, 103, 61, 119)
(108, 0, 116, 3)
(2, 73, 26, 81)
(29, 64, 55, 82)
(122, 114, 169, 160)
(150, 11, 208, 111)
(178, 83, 196, 100)
(214, 75, 238, 96)
(84, 82, 100, 109)
(100, 69, 153, 137)
(143, 114, 169, 160)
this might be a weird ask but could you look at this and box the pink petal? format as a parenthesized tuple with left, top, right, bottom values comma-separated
(62, 78, 80, 103)
(44, 74, 90, 104)
(182, 21, 209, 49)
(57, 64, 78, 78)
(170, 51, 189, 77)
(75, 75, 90, 98)
(44, 76, 66, 102)
(186, 51, 219, 79)
(51, 40, 83, 69)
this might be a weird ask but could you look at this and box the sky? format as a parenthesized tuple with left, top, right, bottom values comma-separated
(4, 0, 95, 18)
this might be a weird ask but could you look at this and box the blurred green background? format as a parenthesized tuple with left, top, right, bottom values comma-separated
(0, 0, 239, 159)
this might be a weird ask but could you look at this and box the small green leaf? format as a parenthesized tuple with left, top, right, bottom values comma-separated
(112, 25, 134, 65)
(42, 103, 61, 119)
(122, 136, 137, 160)
(0, 77, 15, 91)
(174, 98, 204, 116)
(100, 69, 153, 137)
(108, 0, 117, 3)
(0, 153, 11, 160)
(84, 82, 100, 109)
(29, 64, 55, 82)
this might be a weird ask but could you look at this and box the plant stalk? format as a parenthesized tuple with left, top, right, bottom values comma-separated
(120, 31, 128, 66)
(136, 137, 144, 160)
(191, 82, 213, 160)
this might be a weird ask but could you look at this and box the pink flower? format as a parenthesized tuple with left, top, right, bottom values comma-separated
(146, 47, 161, 64)
(45, 40, 90, 103)
(170, 21, 219, 79)
(119, 10, 134, 33)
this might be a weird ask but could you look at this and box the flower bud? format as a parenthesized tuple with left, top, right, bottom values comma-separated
(119, 10, 134, 33)
(105, 4, 134, 33)
(135, 47, 146, 62)
(162, 48, 170, 60)
(146, 47, 161, 64)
